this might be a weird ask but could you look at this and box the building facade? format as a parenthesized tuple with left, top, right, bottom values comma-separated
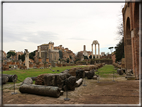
(35, 42, 59, 63)
(122, 1, 141, 79)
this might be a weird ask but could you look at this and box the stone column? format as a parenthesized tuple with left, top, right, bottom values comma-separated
(25, 49, 29, 69)
(95, 44, 96, 58)
(84, 45, 86, 51)
(92, 44, 93, 59)
(39, 46, 41, 58)
(98, 44, 100, 59)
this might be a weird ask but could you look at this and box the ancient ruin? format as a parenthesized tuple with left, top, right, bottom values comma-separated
(83, 45, 88, 57)
(24, 49, 29, 69)
(122, 2, 141, 79)
(92, 40, 100, 59)
(35, 42, 59, 63)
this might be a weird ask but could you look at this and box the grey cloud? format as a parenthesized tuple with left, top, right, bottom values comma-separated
(3, 29, 59, 44)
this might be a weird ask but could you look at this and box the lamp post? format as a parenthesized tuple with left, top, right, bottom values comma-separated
(83, 72, 87, 86)
(64, 79, 70, 101)
(11, 75, 17, 95)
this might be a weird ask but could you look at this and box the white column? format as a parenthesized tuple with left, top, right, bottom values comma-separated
(95, 44, 96, 58)
(25, 51, 29, 69)
(98, 44, 100, 59)
(39, 46, 41, 58)
(92, 44, 93, 59)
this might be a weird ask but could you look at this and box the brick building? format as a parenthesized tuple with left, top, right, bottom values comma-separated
(35, 42, 59, 63)
(122, 1, 141, 79)
(54, 45, 75, 63)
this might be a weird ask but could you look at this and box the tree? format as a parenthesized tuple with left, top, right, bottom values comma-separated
(29, 50, 36, 60)
(89, 55, 92, 59)
(115, 38, 124, 62)
(115, 10, 124, 62)
(7, 51, 16, 58)
(20, 53, 25, 62)
(18, 55, 21, 60)
(108, 47, 113, 54)
(117, 22, 124, 40)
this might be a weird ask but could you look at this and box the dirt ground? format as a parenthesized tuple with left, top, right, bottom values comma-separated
(2, 74, 140, 105)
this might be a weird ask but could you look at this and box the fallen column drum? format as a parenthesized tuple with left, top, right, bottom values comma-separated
(2, 75, 9, 84)
(75, 78, 83, 87)
(19, 84, 61, 98)
(3, 74, 18, 82)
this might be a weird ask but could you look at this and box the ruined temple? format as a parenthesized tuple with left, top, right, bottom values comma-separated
(54, 45, 75, 63)
(35, 42, 59, 63)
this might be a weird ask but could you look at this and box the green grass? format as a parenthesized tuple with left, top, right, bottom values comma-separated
(96, 65, 117, 78)
(3, 65, 86, 83)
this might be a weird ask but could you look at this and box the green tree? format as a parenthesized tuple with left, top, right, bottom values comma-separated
(18, 55, 21, 60)
(115, 11, 124, 62)
(89, 55, 92, 59)
(7, 51, 16, 58)
(29, 50, 36, 60)
(108, 47, 113, 54)
(20, 53, 25, 62)
(115, 38, 124, 62)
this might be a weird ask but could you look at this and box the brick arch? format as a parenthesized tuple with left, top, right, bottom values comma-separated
(126, 17, 131, 39)
(134, 2, 139, 28)
(124, 17, 132, 69)
(125, 17, 132, 45)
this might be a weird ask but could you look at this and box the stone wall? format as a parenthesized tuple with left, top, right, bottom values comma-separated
(122, 2, 140, 79)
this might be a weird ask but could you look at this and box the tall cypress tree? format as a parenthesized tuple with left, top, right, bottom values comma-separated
(115, 38, 124, 62)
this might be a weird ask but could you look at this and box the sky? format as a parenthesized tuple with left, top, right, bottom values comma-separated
(3, 2, 124, 55)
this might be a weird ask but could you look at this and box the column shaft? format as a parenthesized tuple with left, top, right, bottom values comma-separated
(98, 44, 100, 59)
(92, 44, 93, 59)
(95, 44, 96, 58)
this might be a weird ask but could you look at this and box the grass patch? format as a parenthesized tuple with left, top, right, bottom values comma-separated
(96, 65, 117, 78)
(3, 65, 86, 83)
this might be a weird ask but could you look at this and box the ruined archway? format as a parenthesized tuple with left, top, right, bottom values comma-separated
(91, 40, 100, 59)
(125, 17, 132, 69)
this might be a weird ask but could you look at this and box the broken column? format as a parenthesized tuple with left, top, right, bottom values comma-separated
(25, 49, 29, 69)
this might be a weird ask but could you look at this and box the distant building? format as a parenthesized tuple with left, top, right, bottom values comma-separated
(54, 45, 75, 63)
(16, 51, 24, 60)
(35, 42, 59, 63)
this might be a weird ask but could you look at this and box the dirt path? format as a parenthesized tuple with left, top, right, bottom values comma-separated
(2, 74, 140, 105)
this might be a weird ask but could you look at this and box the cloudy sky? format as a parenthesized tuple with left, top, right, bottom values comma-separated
(3, 2, 124, 54)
